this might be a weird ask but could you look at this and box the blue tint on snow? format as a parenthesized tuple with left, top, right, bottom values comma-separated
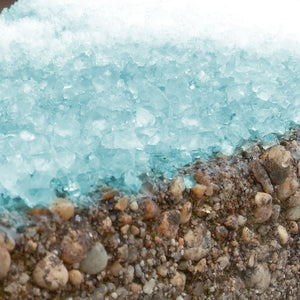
(1, 1, 300, 209)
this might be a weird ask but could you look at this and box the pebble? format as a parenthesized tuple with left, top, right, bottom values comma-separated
(285, 206, 300, 221)
(0, 244, 11, 280)
(170, 271, 186, 287)
(51, 198, 75, 221)
(143, 278, 156, 295)
(158, 210, 181, 238)
(114, 197, 129, 211)
(140, 198, 160, 220)
(289, 221, 299, 234)
(129, 200, 139, 212)
(109, 262, 124, 277)
(253, 192, 273, 223)
(276, 175, 299, 201)
(61, 237, 85, 264)
(69, 270, 83, 286)
(247, 263, 271, 292)
(130, 283, 142, 293)
(169, 176, 185, 203)
(157, 264, 168, 277)
(80, 242, 108, 274)
(196, 258, 206, 273)
(277, 225, 289, 245)
(216, 255, 230, 270)
(180, 201, 192, 224)
(117, 244, 128, 261)
(33, 253, 69, 290)
(214, 225, 228, 242)
(191, 184, 207, 200)
(224, 215, 238, 230)
(250, 160, 274, 194)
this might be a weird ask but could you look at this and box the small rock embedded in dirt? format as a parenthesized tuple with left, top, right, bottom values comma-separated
(250, 160, 274, 194)
(224, 214, 238, 230)
(0, 241, 11, 280)
(169, 176, 185, 203)
(143, 278, 156, 295)
(61, 237, 85, 264)
(180, 201, 192, 224)
(277, 225, 289, 244)
(140, 198, 160, 220)
(33, 253, 69, 290)
(247, 263, 271, 293)
(51, 198, 75, 221)
(114, 197, 129, 211)
(253, 192, 273, 223)
(69, 270, 83, 286)
(191, 184, 207, 200)
(158, 210, 181, 238)
(80, 242, 108, 274)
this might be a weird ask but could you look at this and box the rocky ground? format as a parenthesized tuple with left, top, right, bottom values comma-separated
(1, 131, 300, 299)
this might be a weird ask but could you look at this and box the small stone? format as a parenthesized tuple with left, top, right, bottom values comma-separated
(285, 206, 300, 221)
(191, 184, 207, 200)
(224, 215, 238, 230)
(109, 262, 124, 277)
(253, 192, 273, 223)
(196, 258, 206, 273)
(129, 200, 139, 212)
(143, 278, 156, 295)
(170, 271, 186, 287)
(114, 197, 129, 211)
(247, 263, 271, 292)
(157, 264, 168, 277)
(140, 198, 160, 220)
(27, 240, 38, 251)
(276, 175, 299, 201)
(69, 270, 83, 286)
(216, 255, 230, 270)
(277, 225, 289, 245)
(0, 245, 11, 280)
(158, 210, 181, 238)
(51, 198, 75, 221)
(120, 224, 130, 235)
(4, 235, 15, 252)
(130, 283, 142, 293)
(80, 243, 108, 274)
(61, 237, 85, 264)
(250, 160, 274, 194)
(169, 176, 185, 203)
(19, 273, 30, 285)
(180, 201, 192, 224)
(241, 227, 256, 244)
(237, 215, 247, 227)
(33, 253, 69, 290)
(117, 244, 128, 261)
(119, 212, 132, 225)
(130, 225, 140, 236)
(289, 221, 299, 234)
(215, 225, 228, 242)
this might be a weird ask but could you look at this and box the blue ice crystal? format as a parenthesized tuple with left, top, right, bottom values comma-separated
(1, 0, 300, 210)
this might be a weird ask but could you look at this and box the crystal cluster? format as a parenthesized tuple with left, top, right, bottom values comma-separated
(0, 0, 300, 209)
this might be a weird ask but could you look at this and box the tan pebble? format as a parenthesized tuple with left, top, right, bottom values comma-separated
(109, 262, 124, 277)
(140, 198, 160, 220)
(196, 258, 206, 273)
(247, 263, 271, 292)
(102, 216, 112, 231)
(289, 221, 299, 234)
(61, 238, 85, 264)
(269, 263, 276, 271)
(129, 200, 139, 212)
(248, 252, 255, 268)
(276, 175, 299, 201)
(114, 197, 129, 211)
(33, 253, 69, 290)
(216, 255, 230, 270)
(180, 201, 192, 224)
(169, 176, 185, 203)
(4, 236, 15, 252)
(120, 224, 130, 235)
(0, 245, 11, 280)
(277, 225, 289, 244)
(118, 244, 128, 261)
(241, 227, 256, 244)
(272, 252, 279, 263)
(158, 210, 181, 238)
(51, 198, 74, 221)
(130, 282, 142, 293)
(143, 278, 156, 295)
(130, 225, 140, 236)
(237, 215, 247, 227)
(285, 206, 300, 221)
(194, 172, 211, 186)
(27, 240, 38, 251)
(69, 270, 83, 286)
(119, 212, 132, 225)
(287, 191, 300, 207)
(4, 282, 19, 294)
(170, 271, 186, 287)
(224, 215, 238, 230)
(191, 184, 207, 200)
(19, 273, 30, 285)
(157, 264, 168, 277)
(253, 192, 273, 223)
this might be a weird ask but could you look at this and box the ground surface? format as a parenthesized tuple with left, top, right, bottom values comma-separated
(0, 129, 300, 299)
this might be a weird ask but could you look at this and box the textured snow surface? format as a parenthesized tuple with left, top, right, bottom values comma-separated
(1, 0, 300, 209)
